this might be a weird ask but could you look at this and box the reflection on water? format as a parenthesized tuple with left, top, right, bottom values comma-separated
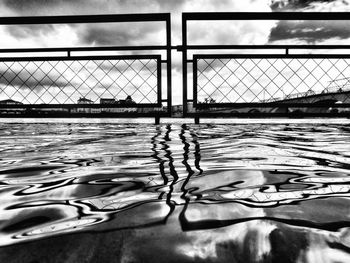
(0, 122, 350, 262)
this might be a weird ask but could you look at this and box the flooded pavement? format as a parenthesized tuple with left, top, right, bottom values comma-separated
(0, 122, 350, 262)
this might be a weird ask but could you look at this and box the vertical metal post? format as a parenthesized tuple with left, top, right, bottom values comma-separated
(193, 56, 198, 108)
(155, 116, 160, 125)
(182, 14, 188, 117)
(166, 14, 172, 117)
(157, 57, 162, 106)
(195, 116, 200, 124)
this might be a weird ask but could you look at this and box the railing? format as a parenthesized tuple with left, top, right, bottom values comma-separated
(0, 14, 172, 122)
(195, 55, 350, 104)
(2, 12, 350, 122)
(182, 12, 350, 121)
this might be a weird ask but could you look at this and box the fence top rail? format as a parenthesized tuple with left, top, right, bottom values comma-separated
(0, 54, 161, 62)
(183, 12, 350, 21)
(0, 45, 170, 53)
(3, 45, 350, 53)
(2, 12, 348, 25)
(0, 13, 170, 25)
(193, 53, 350, 59)
(183, 44, 350, 50)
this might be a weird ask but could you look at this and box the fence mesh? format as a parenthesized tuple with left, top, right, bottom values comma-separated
(196, 58, 350, 104)
(0, 58, 159, 105)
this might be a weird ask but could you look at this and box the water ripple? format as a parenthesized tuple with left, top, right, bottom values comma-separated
(0, 122, 350, 262)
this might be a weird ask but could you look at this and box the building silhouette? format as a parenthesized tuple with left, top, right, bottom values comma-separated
(77, 97, 93, 104)
(0, 99, 23, 105)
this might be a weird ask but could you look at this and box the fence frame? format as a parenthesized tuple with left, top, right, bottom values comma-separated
(3, 13, 350, 121)
(182, 12, 350, 120)
(0, 13, 172, 122)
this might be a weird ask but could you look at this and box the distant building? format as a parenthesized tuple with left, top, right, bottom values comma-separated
(202, 97, 216, 104)
(100, 98, 116, 104)
(76, 97, 93, 113)
(100, 96, 137, 113)
(77, 97, 93, 104)
(137, 105, 165, 114)
(0, 99, 24, 114)
(125, 95, 135, 104)
(74, 96, 137, 113)
(100, 98, 117, 113)
(118, 95, 136, 105)
(0, 99, 23, 105)
(108, 95, 136, 112)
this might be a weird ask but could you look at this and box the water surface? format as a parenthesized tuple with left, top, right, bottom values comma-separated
(0, 121, 350, 262)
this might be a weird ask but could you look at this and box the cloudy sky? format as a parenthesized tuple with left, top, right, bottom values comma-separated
(1, 0, 350, 105)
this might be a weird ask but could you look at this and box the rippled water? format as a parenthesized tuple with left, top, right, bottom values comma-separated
(1, 121, 350, 262)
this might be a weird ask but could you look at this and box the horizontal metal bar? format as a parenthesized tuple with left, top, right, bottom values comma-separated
(1, 45, 350, 54)
(193, 54, 350, 59)
(183, 12, 350, 21)
(0, 46, 170, 53)
(195, 103, 350, 108)
(0, 13, 170, 25)
(0, 54, 161, 62)
(183, 45, 350, 50)
(0, 103, 162, 109)
(189, 112, 350, 118)
(0, 112, 171, 118)
(8, 12, 348, 26)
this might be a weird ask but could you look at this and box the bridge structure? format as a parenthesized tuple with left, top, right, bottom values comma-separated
(268, 91, 350, 104)
(263, 77, 350, 104)
(203, 89, 350, 115)
(236, 79, 350, 113)
(266, 89, 350, 114)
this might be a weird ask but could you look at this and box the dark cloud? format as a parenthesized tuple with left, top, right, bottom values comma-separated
(269, 20, 350, 43)
(80, 23, 164, 46)
(0, 66, 69, 91)
(1, 0, 182, 48)
(3, 0, 84, 11)
(5, 24, 55, 40)
(270, 0, 343, 11)
(2, 0, 185, 15)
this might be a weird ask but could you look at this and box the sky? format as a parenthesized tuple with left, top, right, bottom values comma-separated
(1, 0, 350, 105)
